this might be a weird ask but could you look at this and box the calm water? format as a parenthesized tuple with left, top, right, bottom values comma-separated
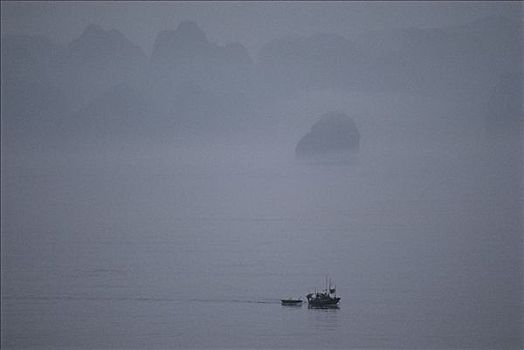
(1, 145, 522, 349)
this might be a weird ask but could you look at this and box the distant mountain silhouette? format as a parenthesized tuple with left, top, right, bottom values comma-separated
(53, 24, 149, 107)
(67, 24, 147, 63)
(2, 16, 521, 155)
(1, 34, 71, 153)
(151, 21, 209, 65)
(296, 112, 360, 157)
(355, 15, 522, 95)
(2, 34, 62, 67)
(169, 80, 250, 134)
(1, 24, 256, 151)
(65, 84, 167, 150)
(74, 84, 155, 123)
(257, 16, 521, 98)
(151, 21, 252, 94)
(1, 34, 66, 115)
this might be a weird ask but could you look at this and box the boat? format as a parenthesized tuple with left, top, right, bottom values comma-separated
(281, 299, 303, 305)
(306, 278, 340, 307)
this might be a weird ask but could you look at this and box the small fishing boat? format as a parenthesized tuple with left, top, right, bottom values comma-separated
(306, 278, 340, 307)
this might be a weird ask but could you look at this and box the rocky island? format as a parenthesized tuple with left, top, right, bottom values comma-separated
(295, 111, 360, 157)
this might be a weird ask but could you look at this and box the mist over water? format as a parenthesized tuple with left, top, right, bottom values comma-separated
(1, 2, 523, 349)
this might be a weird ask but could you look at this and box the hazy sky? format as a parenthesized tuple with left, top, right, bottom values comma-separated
(2, 1, 522, 55)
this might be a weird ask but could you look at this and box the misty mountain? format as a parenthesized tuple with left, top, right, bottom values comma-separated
(65, 79, 252, 149)
(2, 16, 521, 156)
(1, 35, 66, 117)
(67, 24, 147, 64)
(2, 34, 62, 67)
(169, 81, 250, 134)
(1, 34, 72, 153)
(356, 15, 522, 96)
(151, 21, 253, 95)
(1, 34, 66, 116)
(257, 16, 521, 99)
(65, 84, 166, 150)
(52, 24, 149, 107)
(2, 27, 152, 153)
(295, 111, 360, 157)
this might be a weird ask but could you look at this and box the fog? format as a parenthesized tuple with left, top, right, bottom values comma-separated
(1, 2, 523, 349)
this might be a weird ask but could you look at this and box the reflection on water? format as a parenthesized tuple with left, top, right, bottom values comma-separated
(307, 304, 340, 332)
(281, 303, 303, 308)
(308, 304, 340, 310)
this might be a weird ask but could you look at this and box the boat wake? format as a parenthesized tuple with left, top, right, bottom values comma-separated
(3, 295, 281, 305)
(189, 297, 281, 305)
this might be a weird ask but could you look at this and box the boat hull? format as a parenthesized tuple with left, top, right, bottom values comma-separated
(307, 297, 340, 307)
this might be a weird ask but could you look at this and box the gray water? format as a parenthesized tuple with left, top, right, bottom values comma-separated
(1, 141, 522, 349)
